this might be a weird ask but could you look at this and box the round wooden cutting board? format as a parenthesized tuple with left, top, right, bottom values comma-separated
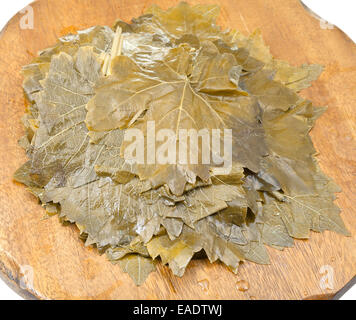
(0, 0, 354, 300)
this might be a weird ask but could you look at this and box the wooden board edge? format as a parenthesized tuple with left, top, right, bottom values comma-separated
(303, 276, 356, 300)
(0, 251, 354, 300)
(299, 0, 355, 45)
(0, 254, 39, 300)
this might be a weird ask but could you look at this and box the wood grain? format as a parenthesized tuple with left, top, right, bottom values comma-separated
(0, 0, 354, 300)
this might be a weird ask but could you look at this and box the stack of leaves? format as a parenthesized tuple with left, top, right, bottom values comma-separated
(15, 2, 349, 285)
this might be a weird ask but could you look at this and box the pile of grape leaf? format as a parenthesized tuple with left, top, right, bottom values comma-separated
(15, 2, 349, 285)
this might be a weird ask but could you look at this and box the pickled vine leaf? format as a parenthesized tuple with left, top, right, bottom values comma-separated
(15, 2, 349, 286)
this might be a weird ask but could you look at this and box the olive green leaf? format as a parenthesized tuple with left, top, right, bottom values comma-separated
(118, 254, 156, 286)
(14, 2, 349, 287)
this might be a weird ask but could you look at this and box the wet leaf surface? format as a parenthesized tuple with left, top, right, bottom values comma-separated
(15, 2, 349, 285)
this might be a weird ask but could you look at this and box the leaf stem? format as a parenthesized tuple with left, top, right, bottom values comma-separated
(103, 26, 123, 76)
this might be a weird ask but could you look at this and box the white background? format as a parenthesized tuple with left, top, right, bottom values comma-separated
(0, 0, 354, 300)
